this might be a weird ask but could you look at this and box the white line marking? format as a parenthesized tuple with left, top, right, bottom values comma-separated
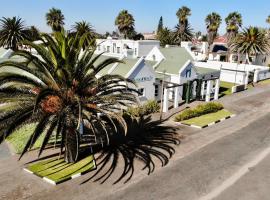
(199, 147, 270, 200)
(43, 177, 56, 185)
(208, 122, 216, 126)
(71, 173, 81, 179)
(23, 168, 33, 174)
(191, 125, 202, 129)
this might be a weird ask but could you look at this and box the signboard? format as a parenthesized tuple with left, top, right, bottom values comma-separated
(133, 76, 153, 83)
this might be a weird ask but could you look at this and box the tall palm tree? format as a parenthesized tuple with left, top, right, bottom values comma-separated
(115, 10, 135, 39)
(46, 7, 65, 32)
(0, 30, 137, 163)
(0, 17, 30, 51)
(173, 22, 193, 45)
(225, 12, 242, 43)
(205, 12, 222, 49)
(230, 26, 270, 63)
(176, 6, 191, 26)
(71, 21, 96, 49)
(175, 6, 191, 45)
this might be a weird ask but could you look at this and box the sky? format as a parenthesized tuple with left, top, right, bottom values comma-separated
(1, 0, 269, 35)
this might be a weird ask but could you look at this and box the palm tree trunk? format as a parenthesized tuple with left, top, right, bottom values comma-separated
(64, 128, 79, 163)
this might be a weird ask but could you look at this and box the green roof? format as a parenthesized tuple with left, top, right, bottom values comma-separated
(0, 48, 7, 57)
(95, 55, 116, 76)
(155, 72, 170, 80)
(155, 47, 193, 75)
(145, 60, 158, 69)
(110, 58, 139, 77)
(195, 67, 219, 75)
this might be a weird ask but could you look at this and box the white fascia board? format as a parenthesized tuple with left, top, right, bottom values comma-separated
(178, 59, 192, 74)
(107, 55, 125, 74)
(125, 57, 145, 78)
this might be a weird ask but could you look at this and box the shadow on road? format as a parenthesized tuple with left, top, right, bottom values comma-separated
(81, 115, 181, 184)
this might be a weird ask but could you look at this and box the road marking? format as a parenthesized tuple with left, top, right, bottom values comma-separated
(199, 147, 270, 200)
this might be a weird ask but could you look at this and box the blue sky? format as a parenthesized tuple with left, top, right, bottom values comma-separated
(1, 0, 269, 34)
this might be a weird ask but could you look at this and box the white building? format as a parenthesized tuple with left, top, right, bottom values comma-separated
(95, 37, 160, 59)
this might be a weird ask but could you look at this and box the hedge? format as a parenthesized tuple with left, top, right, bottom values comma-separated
(175, 102, 224, 122)
(126, 100, 160, 118)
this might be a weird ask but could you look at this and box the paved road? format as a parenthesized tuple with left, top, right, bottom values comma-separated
(0, 142, 10, 160)
(99, 112, 270, 200)
(1, 84, 270, 200)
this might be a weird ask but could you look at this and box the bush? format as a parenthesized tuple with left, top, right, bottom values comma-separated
(126, 100, 160, 118)
(175, 102, 223, 121)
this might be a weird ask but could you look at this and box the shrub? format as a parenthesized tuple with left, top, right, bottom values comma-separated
(175, 102, 224, 121)
(126, 100, 160, 118)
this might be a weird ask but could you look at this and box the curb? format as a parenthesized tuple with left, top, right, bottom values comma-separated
(23, 160, 97, 185)
(176, 114, 236, 129)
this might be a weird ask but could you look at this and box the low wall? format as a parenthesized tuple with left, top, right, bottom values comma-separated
(195, 61, 270, 84)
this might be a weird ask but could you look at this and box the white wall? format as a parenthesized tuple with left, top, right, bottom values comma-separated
(96, 38, 160, 58)
(128, 60, 156, 102)
(145, 46, 164, 62)
(195, 61, 270, 84)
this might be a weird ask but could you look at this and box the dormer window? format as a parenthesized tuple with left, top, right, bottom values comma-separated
(152, 55, 156, 61)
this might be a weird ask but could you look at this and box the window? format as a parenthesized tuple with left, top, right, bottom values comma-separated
(152, 55, 156, 61)
(134, 48, 137, 56)
(155, 85, 159, 97)
(97, 45, 101, 51)
(106, 46, 110, 53)
(113, 43, 116, 53)
(185, 69, 191, 78)
(117, 47, 120, 54)
(138, 88, 145, 97)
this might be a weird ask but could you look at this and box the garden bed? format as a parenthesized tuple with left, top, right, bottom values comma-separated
(24, 155, 96, 185)
(180, 109, 234, 128)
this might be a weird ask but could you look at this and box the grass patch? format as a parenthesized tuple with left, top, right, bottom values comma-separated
(6, 124, 43, 154)
(181, 109, 232, 127)
(26, 155, 96, 184)
(6, 123, 57, 154)
(219, 81, 235, 96)
(258, 79, 270, 85)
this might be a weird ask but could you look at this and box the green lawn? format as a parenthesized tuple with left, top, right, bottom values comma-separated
(258, 79, 270, 85)
(26, 155, 96, 184)
(181, 109, 233, 127)
(6, 123, 56, 154)
(219, 81, 235, 96)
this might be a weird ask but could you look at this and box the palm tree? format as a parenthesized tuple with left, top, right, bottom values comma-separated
(173, 22, 193, 45)
(225, 12, 242, 43)
(157, 27, 173, 47)
(205, 12, 222, 49)
(230, 26, 270, 64)
(0, 17, 30, 51)
(46, 7, 65, 32)
(175, 6, 191, 45)
(115, 10, 135, 39)
(0, 30, 137, 163)
(26, 26, 40, 42)
(176, 6, 191, 26)
(71, 21, 96, 49)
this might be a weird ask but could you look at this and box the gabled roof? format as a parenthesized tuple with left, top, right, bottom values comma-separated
(213, 35, 228, 44)
(95, 55, 118, 76)
(155, 47, 193, 75)
(110, 57, 140, 77)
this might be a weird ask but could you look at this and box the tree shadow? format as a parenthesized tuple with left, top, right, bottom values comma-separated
(81, 115, 181, 185)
